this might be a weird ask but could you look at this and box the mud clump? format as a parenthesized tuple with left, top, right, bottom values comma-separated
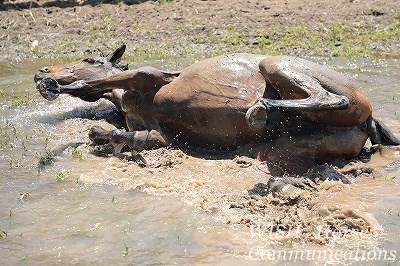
(141, 148, 186, 168)
(222, 181, 382, 246)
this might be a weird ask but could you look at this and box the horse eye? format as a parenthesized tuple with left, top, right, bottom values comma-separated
(83, 58, 96, 64)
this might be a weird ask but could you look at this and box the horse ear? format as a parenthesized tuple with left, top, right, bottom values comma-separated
(108, 44, 126, 63)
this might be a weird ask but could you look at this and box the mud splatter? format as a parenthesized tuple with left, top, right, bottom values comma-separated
(45, 108, 394, 248)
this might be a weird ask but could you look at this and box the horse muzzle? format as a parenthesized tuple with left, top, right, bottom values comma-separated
(37, 77, 61, 101)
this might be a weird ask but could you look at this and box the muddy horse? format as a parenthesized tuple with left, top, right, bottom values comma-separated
(34, 44, 399, 175)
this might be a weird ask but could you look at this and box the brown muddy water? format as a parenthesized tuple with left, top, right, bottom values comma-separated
(0, 57, 399, 265)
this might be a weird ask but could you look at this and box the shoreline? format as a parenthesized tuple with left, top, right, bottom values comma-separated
(0, 0, 399, 62)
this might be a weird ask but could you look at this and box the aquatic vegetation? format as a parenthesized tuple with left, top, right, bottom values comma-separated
(44, 134, 58, 150)
(123, 244, 129, 257)
(19, 192, 30, 202)
(38, 150, 56, 169)
(10, 97, 29, 107)
(9, 156, 23, 169)
(21, 140, 27, 154)
(55, 170, 68, 181)
(0, 130, 11, 149)
(0, 122, 18, 149)
(69, 147, 84, 161)
(0, 231, 7, 239)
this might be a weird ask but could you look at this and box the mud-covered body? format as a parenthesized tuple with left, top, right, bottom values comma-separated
(153, 54, 267, 147)
(34, 45, 400, 173)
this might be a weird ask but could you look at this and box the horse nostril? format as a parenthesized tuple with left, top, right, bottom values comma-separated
(40, 67, 50, 73)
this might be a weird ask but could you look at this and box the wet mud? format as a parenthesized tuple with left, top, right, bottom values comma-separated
(46, 106, 400, 248)
(1, 58, 400, 264)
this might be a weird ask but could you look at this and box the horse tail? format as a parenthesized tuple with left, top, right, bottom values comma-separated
(366, 115, 400, 145)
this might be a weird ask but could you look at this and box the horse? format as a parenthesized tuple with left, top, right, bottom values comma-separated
(34, 44, 399, 176)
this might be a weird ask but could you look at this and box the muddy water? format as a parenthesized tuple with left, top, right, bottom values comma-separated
(0, 57, 399, 265)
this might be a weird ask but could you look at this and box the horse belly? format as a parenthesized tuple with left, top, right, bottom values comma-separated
(153, 55, 267, 148)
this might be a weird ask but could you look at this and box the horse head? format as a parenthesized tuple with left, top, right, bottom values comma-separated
(34, 44, 128, 100)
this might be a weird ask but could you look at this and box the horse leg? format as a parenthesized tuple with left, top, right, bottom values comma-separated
(246, 56, 372, 129)
(89, 125, 168, 157)
(38, 67, 179, 102)
(102, 89, 124, 113)
(246, 123, 368, 178)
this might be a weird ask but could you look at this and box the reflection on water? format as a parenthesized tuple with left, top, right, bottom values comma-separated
(0, 57, 399, 265)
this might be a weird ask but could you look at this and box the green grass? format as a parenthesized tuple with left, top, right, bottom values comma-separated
(31, 42, 40, 56)
(55, 170, 68, 181)
(222, 29, 243, 46)
(123, 244, 129, 257)
(8, 17, 400, 62)
(19, 192, 30, 202)
(0, 231, 7, 239)
(0, 122, 18, 149)
(10, 97, 29, 107)
(0, 129, 11, 149)
(266, 19, 399, 58)
(69, 147, 84, 161)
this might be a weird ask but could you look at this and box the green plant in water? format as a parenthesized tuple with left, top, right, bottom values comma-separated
(21, 140, 27, 154)
(11, 125, 17, 136)
(9, 156, 23, 169)
(0, 231, 7, 239)
(55, 170, 68, 181)
(123, 244, 129, 257)
(19, 192, 30, 202)
(10, 97, 29, 107)
(39, 150, 56, 166)
(69, 147, 84, 161)
(44, 134, 58, 149)
(0, 129, 11, 149)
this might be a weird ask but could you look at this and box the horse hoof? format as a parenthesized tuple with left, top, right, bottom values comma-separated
(38, 77, 60, 101)
(89, 126, 112, 145)
(245, 104, 267, 130)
